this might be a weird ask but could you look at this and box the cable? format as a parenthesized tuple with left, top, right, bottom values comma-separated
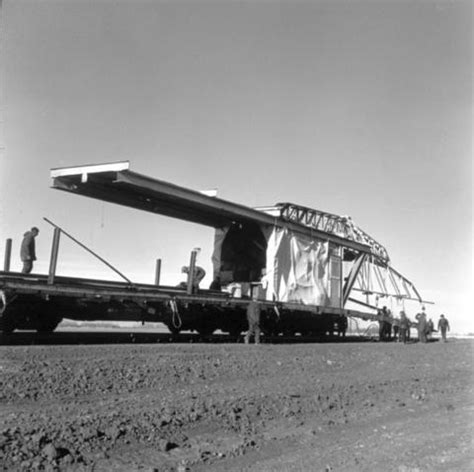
(169, 299, 182, 329)
(273, 305, 280, 319)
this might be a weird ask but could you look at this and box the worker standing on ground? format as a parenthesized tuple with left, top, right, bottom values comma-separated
(398, 311, 410, 344)
(378, 306, 391, 341)
(392, 314, 400, 341)
(406, 313, 412, 341)
(20, 227, 39, 274)
(245, 288, 262, 345)
(426, 318, 435, 340)
(377, 309, 384, 340)
(437, 314, 450, 342)
(386, 309, 393, 341)
(415, 307, 428, 343)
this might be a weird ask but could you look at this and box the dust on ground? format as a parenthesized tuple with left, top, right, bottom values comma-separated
(0, 338, 472, 471)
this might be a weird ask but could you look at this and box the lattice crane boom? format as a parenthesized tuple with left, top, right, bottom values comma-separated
(272, 202, 390, 263)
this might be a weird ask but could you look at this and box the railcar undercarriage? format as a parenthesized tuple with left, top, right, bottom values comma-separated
(0, 273, 364, 336)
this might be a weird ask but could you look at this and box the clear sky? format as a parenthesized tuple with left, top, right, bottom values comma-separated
(0, 1, 472, 331)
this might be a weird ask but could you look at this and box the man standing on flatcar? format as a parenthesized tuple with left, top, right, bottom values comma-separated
(20, 226, 39, 274)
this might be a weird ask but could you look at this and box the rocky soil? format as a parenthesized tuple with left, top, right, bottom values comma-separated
(0, 337, 472, 471)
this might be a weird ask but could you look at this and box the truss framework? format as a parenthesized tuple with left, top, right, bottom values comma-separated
(352, 257, 425, 304)
(272, 203, 390, 263)
(258, 203, 430, 308)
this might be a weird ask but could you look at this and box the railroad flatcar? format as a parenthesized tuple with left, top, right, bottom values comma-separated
(0, 162, 428, 336)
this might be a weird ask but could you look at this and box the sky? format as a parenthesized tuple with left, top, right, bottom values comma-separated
(0, 1, 472, 332)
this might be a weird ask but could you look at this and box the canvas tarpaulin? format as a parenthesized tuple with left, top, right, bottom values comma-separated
(264, 227, 332, 306)
(212, 224, 337, 307)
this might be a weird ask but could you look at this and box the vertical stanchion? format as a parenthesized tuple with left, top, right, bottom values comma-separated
(155, 258, 161, 286)
(48, 228, 61, 284)
(187, 250, 197, 295)
(3, 239, 12, 272)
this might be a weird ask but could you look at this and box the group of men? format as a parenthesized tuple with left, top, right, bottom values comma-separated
(378, 306, 451, 343)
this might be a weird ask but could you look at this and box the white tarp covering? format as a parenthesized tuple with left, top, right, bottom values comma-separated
(264, 227, 331, 306)
(212, 224, 337, 307)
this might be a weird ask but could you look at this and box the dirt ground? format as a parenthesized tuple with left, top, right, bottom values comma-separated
(0, 337, 472, 472)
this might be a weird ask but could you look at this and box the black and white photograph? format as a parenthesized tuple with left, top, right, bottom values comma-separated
(0, 1, 472, 471)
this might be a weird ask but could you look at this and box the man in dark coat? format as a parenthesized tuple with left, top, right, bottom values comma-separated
(437, 314, 450, 342)
(378, 306, 391, 341)
(377, 309, 385, 340)
(392, 315, 400, 341)
(20, 227, 39, 274)
(398, 311, 411, 344)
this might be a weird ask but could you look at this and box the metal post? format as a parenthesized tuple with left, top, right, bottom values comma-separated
(3, 239, 12, 272)
(48, 227, 61, 284)
(187, 250, 197, 295)
(154, 259, 161, 286)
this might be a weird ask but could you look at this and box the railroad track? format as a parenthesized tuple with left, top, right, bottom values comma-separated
(0, 330, 375, 346)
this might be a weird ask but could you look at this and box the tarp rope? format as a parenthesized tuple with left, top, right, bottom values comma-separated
(273, 305, 280, 319)
(169, 299, 182, 329)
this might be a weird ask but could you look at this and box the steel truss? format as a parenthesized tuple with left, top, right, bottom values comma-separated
(352, 256, 428, 305)
(275, 203, 390, 263)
